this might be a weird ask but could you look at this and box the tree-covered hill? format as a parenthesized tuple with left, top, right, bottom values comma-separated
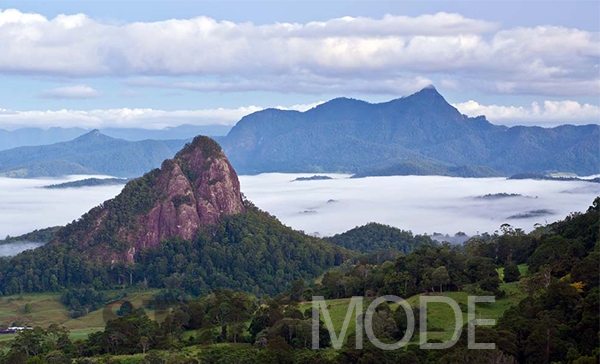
(311, 198, 600, 363)
(325, 222, 435, 254)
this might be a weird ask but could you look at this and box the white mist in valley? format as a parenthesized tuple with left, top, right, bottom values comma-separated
(0, 174, 598, 252)
(0, 242, 45, 257)
(0, 175, 123, 240)
(239, 174, 600, 237)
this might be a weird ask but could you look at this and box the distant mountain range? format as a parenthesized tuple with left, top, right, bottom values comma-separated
(0, 124, 231, 151)
(221, 86, 599, 176)
(0, 86, 597, 178)
(0, 130, 189, 177)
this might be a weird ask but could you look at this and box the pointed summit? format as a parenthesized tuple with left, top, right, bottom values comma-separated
(413, 84, 442, 97)
(74, 129, 113, 143)
(51, 135, 245, 262)
(404, 84, 451, 107)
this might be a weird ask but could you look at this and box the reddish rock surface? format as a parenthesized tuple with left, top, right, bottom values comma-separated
(133, 142, 245, 254)
(56, 136, 245, 263)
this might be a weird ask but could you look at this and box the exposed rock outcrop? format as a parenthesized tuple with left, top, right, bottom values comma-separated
(52, 136, 245, 262)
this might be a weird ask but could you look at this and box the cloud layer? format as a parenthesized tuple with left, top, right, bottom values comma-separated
(0, 175, 123, 238)
(0, 97, 596, 130)
(39, 85, 101, 99)
(1, 173, 597, 239)
(240, 173, 598, 237)
(454, 100, 600, 126)
(0, 9, 598, 96)
(0, 102, 322, 130)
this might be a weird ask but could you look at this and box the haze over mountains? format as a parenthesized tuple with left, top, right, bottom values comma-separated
(222, 86, 599, 176)
(0, 124, 230, 151)
(0, 130, 188, 177)
(0, 86, 597, 178)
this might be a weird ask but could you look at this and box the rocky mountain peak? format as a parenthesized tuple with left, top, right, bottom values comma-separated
(52, 135, 245, 262)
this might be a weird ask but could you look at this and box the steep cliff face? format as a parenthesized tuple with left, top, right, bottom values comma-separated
(127, 136, 245, 261)
(53, 136, 245, 262)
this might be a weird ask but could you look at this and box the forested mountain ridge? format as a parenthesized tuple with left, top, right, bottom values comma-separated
(1, 87, 596, 178)
(351, 157, 503, 178)
(0, 136, 352, 295)
(0, 130, 188, 177)
(221, 86, 599, 176)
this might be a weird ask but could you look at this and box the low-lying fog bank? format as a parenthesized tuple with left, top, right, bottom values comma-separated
(0, 242, 46, 257)
(239, 173, 600, 237)
(1, 173, 598, 243)
(0, 175, 123, 239)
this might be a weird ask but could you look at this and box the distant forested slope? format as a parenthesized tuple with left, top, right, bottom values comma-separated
(222, 87, 599, 176)
(0, 130, 188, 177)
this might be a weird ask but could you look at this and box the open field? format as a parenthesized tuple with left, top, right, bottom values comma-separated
(300, 280, 526, 343)
(0, 288, 160, 342)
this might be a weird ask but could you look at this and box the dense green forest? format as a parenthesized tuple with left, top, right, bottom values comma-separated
(0, 202, 351, 297)
(326, 222, 435, 257)
(0, 198, 596, 364)
(0, 227, 61, 244)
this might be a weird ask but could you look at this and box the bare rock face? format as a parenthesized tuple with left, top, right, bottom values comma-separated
(134, 139, 244, 251)
(55, 136, 245, 263)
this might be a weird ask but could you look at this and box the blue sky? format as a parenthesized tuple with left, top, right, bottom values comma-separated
(0, 0, 598, 130)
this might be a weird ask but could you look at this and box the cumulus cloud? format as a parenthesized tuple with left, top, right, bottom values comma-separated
(0, 102, 323, 130)
(0, 9, 597, 96)
(39, 85, 101, 99)
(454, 100, 600, 126)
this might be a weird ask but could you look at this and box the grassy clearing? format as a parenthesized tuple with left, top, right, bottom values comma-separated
(0, 292, 68, 328)
(518, 264, 528, 276)
(109, 344, 256, 364)
(299, 281, 526, 344)
(301, 297, 368, 340)
(62, 289, 160, 332)
(0, 288, 160, 341)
